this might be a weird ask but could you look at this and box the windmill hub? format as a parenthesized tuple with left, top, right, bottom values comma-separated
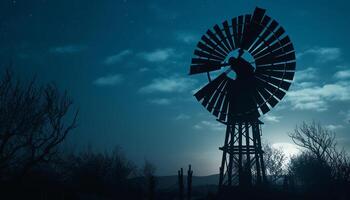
(228, 56, 255, 80)
(189, 7, 296, 188)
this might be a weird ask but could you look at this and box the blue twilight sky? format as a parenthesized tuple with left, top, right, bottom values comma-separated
(1, 0, 350, 175)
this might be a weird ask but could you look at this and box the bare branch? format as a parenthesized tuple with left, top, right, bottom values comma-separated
(0, 69, 78, 179)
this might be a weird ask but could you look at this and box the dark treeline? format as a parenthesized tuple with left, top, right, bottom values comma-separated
(0, 69, 349, 200)
(0, 70, 153, 199)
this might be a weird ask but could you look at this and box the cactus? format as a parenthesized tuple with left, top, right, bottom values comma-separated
(178, 168, 184, 200)
(187, 165, 193, 200)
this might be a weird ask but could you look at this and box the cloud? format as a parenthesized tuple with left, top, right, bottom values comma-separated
(334, 69, 350, 79)
(194, 120, 225, 131)
(93, 74, 124, 86)
(139, 48, 175, 62)
(50, 45, 85, 54)
(263, 114, 282, 123)
(294, 67, 317, 82)
(139, 76, 196, 93)
(104, 50, 132, 65)
(148, 98, 171, 105)
(293, 82, 319, 90)
(345, 110, 350, 124)
(325, 124, 344, 131)
(139, 67, 149, 72)
(293, 68, 318, 89)
(175, 113, 190, 120)
(175, 32, 199, 44)
(297, 47, 341, 63)
(286, 81, 350, 111)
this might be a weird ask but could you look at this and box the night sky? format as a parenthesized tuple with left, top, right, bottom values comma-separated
(1, 0, 350, 175)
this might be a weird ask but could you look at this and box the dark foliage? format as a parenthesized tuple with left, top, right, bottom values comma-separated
(287, 121, 350, 199)
(63, 147, 139, 197)
(289, 152, 332, 189)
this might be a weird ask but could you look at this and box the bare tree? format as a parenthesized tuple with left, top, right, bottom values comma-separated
(0, 70, 78, 179)
(289, 121, 335, 162)
(289, 121, 350, 183)
(263, 143, 286, 184)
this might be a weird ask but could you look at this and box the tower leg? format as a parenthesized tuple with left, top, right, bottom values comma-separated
(227, 126, 234, 186)
(244, 122, 252, 186)
(252, 123, 262, 184)
(255, 124, 267, 184)
(219, 125, 231, 187)
(238, 123, 243, 185)
(218, 120, 266, 189)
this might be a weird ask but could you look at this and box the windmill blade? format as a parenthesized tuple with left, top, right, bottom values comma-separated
(194, 49, 223, 61)
(202, 77, 228, 108)
(267, 95, 279, 107)
(255, 69, 295, 81)
(190, 61, 229, 75)
(222, 20, 235, 50)
(256, 83, 279, 107)
(256, 62, 296, 71)
(247, 15, 271, 52)
(237, 15, 244, 45)
(219, 92, 230, 121)
(255, 51, 295, 66)
(231, 17, 240, 48)
(254, 77, 286, 100)
(253, 36, 292, 59)
(250, 7, 266, 25)
(213, 86, 227, 117)
(219, 80, 234, 121)
(255, 73, 292, 91)
(190, 65, 221, 75)
(263, 70, 294, 80)
(242, 7, 266, 49)
(213, 24, 232, 51)
(260, 103, 270, 114)
(207, 29, 230, 54)
(197, 41, 226, 59)
(252, 89, 270, 114)
(201, 35, 228, 56)
(261, 26, 285, 47)
(249, 19, 278, 55)
(194, 72, 228, 102)
(241, 14, 251, 49)
(207, 78, 229, 112)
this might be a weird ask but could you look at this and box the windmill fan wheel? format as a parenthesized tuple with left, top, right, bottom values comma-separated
(189, 7, 296, 123)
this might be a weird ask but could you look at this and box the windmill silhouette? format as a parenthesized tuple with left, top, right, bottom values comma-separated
(189, 7, 296, 188)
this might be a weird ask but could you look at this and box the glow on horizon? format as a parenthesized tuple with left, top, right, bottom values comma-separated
(272, 142, 301, 167)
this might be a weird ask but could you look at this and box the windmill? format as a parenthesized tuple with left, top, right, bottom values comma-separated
(189, 7, 296, 188)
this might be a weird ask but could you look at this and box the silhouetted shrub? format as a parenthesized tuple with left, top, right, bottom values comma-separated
(289, 152, 332, 190)
(63, 147, 138, 197)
